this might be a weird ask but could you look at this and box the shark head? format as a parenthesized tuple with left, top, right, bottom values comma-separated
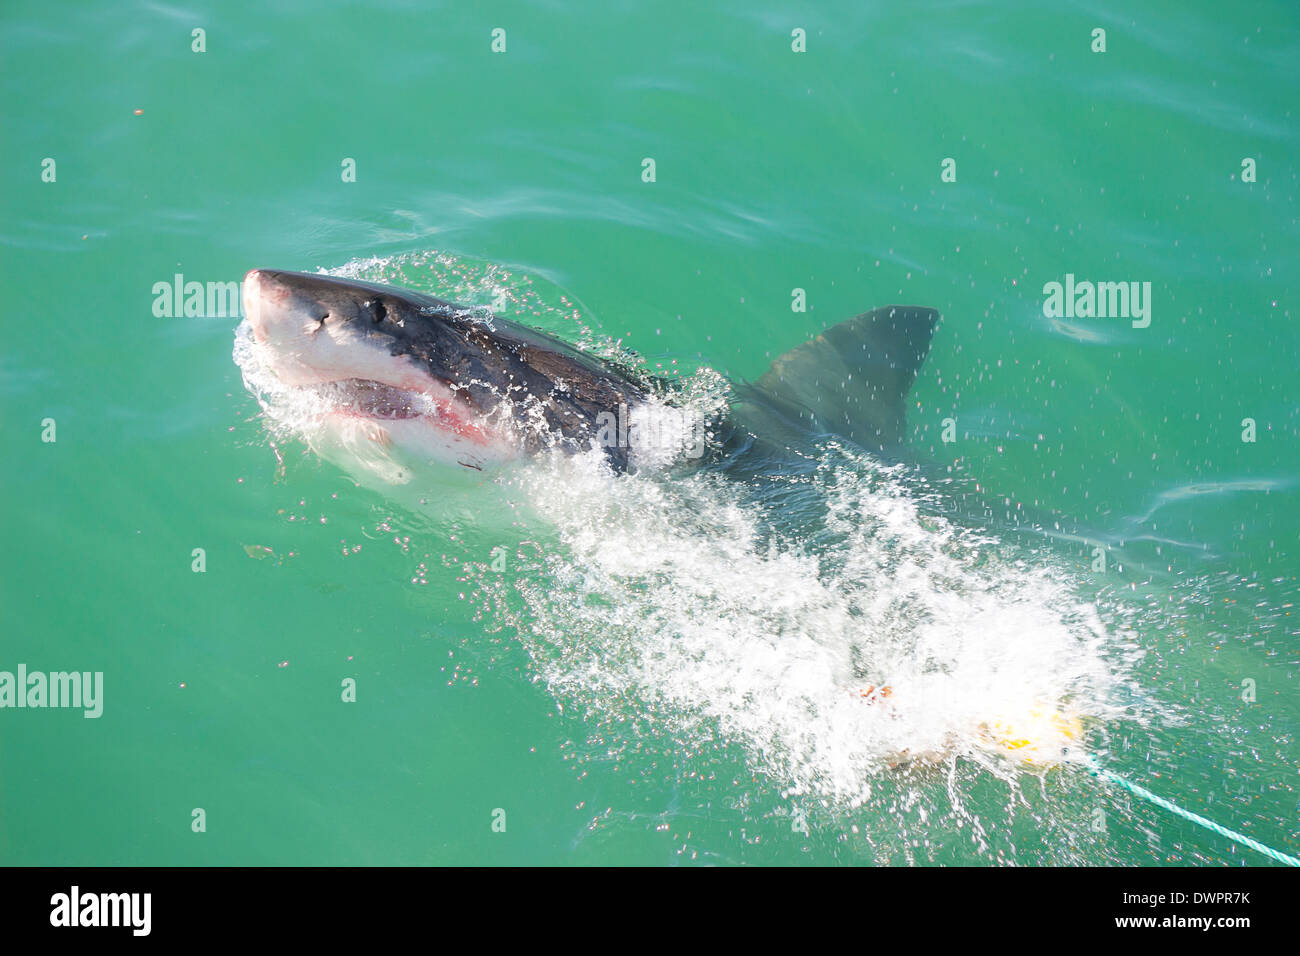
(237, 269, 649, 481)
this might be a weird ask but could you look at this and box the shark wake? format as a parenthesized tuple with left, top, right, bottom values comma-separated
(473, 442, 1135, 803)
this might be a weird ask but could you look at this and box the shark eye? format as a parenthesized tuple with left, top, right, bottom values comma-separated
(371, 299, 388, 324)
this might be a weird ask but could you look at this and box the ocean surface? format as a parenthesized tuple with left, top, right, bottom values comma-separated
(2, 1, 1297, 865)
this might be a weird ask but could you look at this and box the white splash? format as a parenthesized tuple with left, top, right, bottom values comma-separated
(484, 443, 1136, 805)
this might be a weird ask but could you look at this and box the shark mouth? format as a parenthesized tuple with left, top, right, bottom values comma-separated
(308, 377, 488, 441)
(318, 379, 428, 420)
(306, 376, 509, 452)
(232, 320, 513, 477)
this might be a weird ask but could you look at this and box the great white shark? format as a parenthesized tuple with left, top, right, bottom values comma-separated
(236, 267, 1088, 766)
(239, 268, 939, 478)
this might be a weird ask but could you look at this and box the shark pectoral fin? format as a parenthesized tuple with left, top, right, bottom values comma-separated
(752, 305, 940, 448)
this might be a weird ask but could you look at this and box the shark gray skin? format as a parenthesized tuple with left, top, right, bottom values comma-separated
(239, 268, 939, 476)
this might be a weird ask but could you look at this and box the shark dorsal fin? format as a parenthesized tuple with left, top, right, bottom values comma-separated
(752, 305, 939, 449)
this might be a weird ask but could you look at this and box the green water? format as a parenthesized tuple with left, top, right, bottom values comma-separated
(2, 1, 1297, 866)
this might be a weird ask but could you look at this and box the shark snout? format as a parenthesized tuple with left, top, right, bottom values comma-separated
(242, 269, 265, 341)
(238, 268, 445, 393)
(242, 269, 298, 343)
